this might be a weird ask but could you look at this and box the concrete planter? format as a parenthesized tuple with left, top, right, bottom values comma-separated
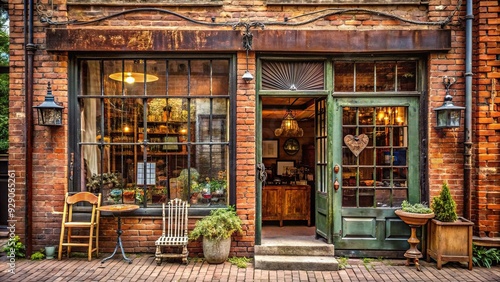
(202, 237, 231, 264)
(45, 246, 56, 260)
(426, 217, 474, 270)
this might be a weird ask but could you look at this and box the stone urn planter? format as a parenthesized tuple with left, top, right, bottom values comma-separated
(202, 237, 231, 264)
(189, 206, 242, 264)
(395, 208, 435, 271)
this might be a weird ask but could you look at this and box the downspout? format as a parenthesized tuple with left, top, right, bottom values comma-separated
(24, 0, 36, 256)
(463, 0, 473, 220)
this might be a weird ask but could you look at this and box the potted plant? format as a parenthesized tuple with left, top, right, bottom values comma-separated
(86, 172, 123, 203)
(152, 186, 167, 203)
(123, 186, 136, 203)
(177, 168, 200, 201)
(395, 200, 434, 271)
(190, 182, 204, 204)
(426, 182, 474, 270)
(189, 206, 243, 264)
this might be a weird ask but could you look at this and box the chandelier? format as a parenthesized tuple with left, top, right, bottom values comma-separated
(274, 109, 304, 137)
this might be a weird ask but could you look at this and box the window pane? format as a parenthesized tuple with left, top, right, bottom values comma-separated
(356, 63, 374, 92)
(334, 62, 354, 92)
(376, 62, 396, 92)
(397, 61, 417, 91)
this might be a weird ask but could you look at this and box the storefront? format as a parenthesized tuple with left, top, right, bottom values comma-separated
(9, 0, 499, 258)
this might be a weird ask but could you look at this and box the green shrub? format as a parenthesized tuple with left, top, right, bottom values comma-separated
(473, 244, 500, 268)
(2, 235, 26, 258)
(30, 251, 45, 260)
(431, 182, 458, 222)
(228, 256, 251, 268)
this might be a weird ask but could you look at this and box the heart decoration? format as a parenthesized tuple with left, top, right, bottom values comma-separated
(344, 134, 369, 157)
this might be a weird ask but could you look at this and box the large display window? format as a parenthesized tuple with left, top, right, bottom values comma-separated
(76, 57, 232, 208)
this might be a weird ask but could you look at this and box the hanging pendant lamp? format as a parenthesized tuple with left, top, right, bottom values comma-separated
(109, 72, 159, 84)
(274, 109, 304, 137)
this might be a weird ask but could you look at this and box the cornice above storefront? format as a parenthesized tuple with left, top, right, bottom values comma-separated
(67, 0, 223, 6)
(45, 29, 451, 53)
(266, 0, 428, 5)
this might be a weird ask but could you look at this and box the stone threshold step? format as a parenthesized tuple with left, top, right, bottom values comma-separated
(255, 245, 334, 256)
(254, 255, 339, 271)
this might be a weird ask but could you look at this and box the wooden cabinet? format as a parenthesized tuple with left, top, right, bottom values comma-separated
(262, 185, 311, 226)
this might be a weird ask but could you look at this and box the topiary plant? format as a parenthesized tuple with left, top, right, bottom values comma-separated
(431, 182, 458, 222)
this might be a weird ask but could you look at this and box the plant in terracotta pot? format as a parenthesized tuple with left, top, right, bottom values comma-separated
(395, 200, 434, 271)
(189, 206, 243, 264)
(122, 186, 136, 203)
(426, 182, 474, 270)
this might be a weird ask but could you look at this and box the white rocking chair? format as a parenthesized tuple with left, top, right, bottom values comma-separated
(155, 198, 189, 265)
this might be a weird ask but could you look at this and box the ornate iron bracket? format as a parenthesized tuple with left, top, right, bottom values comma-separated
(232, 22, 265, 52)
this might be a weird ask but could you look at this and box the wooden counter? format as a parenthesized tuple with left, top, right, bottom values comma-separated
(262, 185, 311, 226)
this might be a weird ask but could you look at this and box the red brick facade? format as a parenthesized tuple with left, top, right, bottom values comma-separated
(7, 0, 500, 256)
(474, 0, 500, 239)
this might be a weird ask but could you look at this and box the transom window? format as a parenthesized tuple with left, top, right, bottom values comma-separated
(76, 57, 233, 208)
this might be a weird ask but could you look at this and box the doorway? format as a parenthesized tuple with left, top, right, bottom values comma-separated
(260, 96, 319, 243)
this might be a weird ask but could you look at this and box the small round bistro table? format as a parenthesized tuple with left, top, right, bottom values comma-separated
(98, 204, 140, 264)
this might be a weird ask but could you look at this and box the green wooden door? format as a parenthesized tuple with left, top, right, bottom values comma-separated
(332, 97, 420, 257)
(315, 97, 332, 242)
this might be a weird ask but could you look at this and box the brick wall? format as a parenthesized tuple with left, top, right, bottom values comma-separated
(474, 0, 500, 239)
(9, 0, 500, 254)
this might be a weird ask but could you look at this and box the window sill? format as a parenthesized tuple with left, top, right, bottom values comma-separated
(72, 206, 217, 217)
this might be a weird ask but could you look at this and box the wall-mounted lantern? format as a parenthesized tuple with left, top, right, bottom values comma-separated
(434, 77, 465, 129)
(33, 82, 64, 126)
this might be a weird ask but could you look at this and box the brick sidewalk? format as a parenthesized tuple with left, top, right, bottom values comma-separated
(0, 253, 499, 282)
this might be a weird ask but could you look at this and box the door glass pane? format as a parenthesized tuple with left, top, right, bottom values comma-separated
(316, 99, 327, 193)
(341, 106, 408, 208)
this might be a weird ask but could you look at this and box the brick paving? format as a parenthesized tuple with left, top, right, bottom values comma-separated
(0, 253, 499, 282)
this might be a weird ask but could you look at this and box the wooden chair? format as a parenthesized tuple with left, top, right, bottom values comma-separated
(155, 198, 189, 265)
(58, 192, 102, 261)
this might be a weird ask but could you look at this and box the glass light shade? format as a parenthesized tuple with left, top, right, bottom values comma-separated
(274, 110, 304, 137)
(33, 82, 64, 126)
(434, 94, 465, 129)
(109, 72, 159, 83)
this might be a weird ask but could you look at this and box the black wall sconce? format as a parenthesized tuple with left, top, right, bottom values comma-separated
(434, 77, 465, 129)
(34, 82, 64, 126)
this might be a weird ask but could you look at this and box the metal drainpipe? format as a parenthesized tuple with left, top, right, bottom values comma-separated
(464, 0, 473, 220)
(24, 0, 36, 256)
